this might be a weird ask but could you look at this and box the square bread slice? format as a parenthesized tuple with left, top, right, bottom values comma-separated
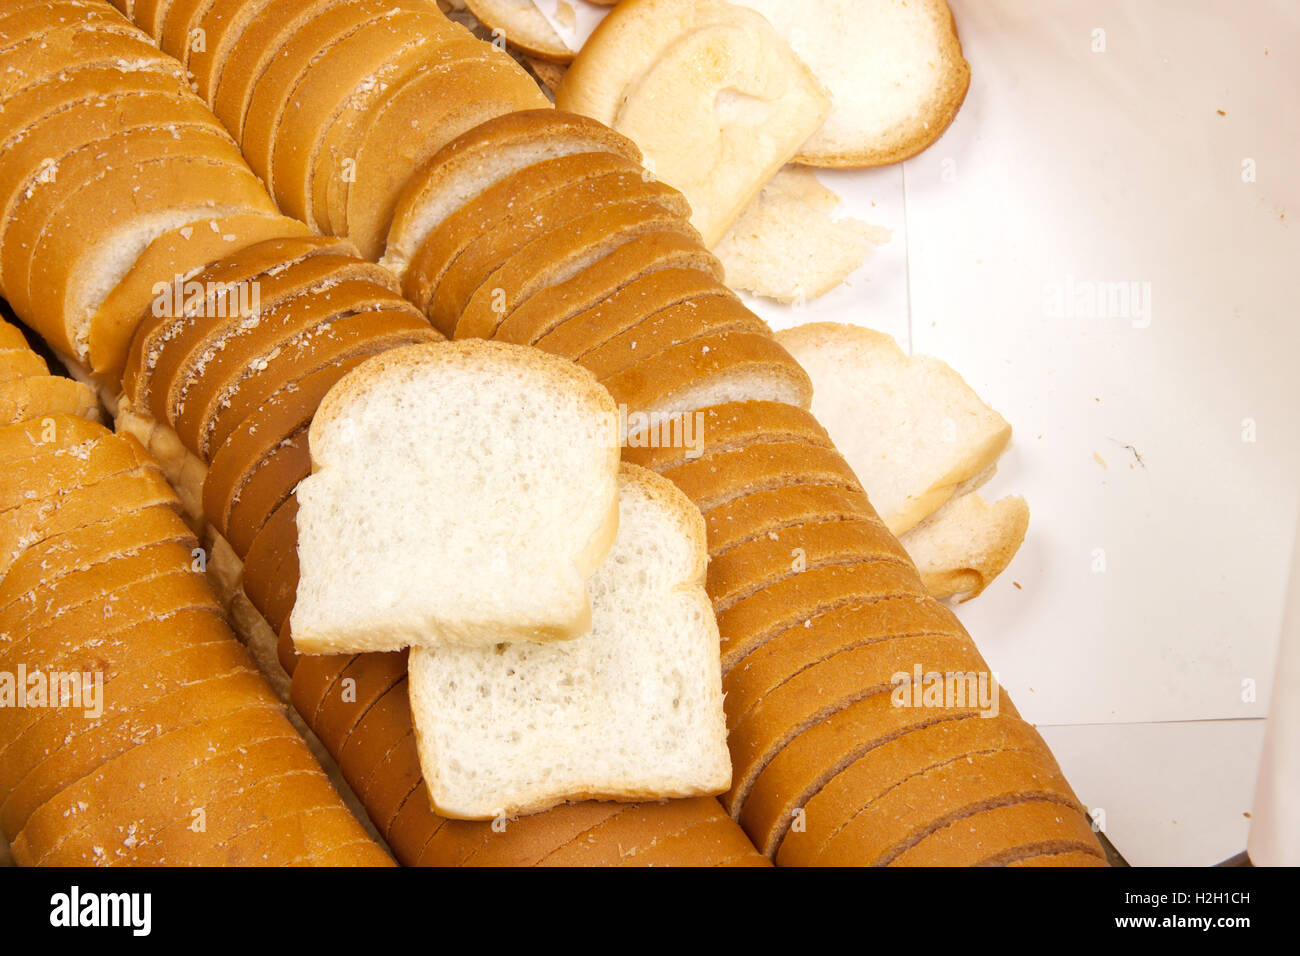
(408, 463, 731, 820)
(776, 322, 1011, 536)
(291, 340, 620, 653)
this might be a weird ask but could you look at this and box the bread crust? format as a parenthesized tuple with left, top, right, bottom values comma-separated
(344, 56, 550, 258)
(430, 168, 681, 330)
(402, 150, 640, 316)
(383, 108, 641, 278)
(500, 234, 723, 349)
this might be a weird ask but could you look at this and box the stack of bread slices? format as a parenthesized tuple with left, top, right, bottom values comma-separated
(0, 0, 1106, 866)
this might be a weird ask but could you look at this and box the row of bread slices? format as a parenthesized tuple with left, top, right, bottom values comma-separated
(108, 0, 817, 419)
(5, 2, 1100, 865)
(0, 318, 391, 865)
(112, 0, 549, 259)
(0, 5, 772, 866)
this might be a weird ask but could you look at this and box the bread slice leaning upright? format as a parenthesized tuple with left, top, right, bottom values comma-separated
(291, 340, 621, 653)
(408, 463, 731, 820)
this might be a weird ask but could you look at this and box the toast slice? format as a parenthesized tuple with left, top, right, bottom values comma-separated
(776, 323, 1011, 535)
(408, 464, 730, 819)
(291, 340, 620, 652)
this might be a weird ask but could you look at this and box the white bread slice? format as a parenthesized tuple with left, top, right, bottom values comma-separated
(901, 492, 1029, 602)
(556, 0, 830, 247)
(464, 0, 571, 61)
(775, 322, 1010, 536)
(291, 340, 620, 654)
(713, 166, 888, 302)
(731, 0, 970, 167)
(408, 462, 730, 819)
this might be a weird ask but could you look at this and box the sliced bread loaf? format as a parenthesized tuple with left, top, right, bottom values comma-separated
(291, 340, 620, 653)
(407, 463, 730, 819)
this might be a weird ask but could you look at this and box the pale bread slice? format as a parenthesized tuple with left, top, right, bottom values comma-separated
(556, 0, 830, 246)
(713, 166, 889, 302)
(408, 463, 730, 820)
(464, 0, 571, 62)
(900, 491, 1029, 602)
(775, 322, 1010, 535)
(291, 340, 620, 653)
(731, 0, 970, 167)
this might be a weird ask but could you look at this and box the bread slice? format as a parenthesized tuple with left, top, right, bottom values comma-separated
(730, 0, 970, 167)
(0, 375, 100, 426)
(900, 492, 1030, 602)
(429, 167, 687, 333)
(404, 150, 642, 321)
(465, 0, 572, 62)
(408, 463, 730, 819)
(291, 340, 620, 653)
(454, 198, 698, 340)
(776, 323, 1011, 535)
(556, 0, 831, 246)
(714, 166, 888, 302)
(496, 232, 723, 348)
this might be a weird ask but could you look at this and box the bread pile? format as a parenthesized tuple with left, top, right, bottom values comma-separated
(0, 0, 1105, 865)
(2, 1, 767, 866)
(478, 0, 969, 304)
(0, 317, 391, 865)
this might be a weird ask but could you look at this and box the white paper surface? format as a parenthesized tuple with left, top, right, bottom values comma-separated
(901, 0, 1300, 726)
(1249, 507, 1300, 865)
(1040, 719, 1264, 866)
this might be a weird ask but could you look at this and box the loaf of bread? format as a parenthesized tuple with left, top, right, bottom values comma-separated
(0, 320, 391, 865)
(2, 0, 1102, 866)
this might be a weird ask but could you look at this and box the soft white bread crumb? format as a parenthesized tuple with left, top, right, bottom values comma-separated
(713, 166, 888, 303)
(731, 0, 970, 167)
(776, 322, 1010, 536)
(556, 0, 831, 246)
(291, 340, 620, 653)
(901, 491, 1029, 602)
(408, 463, 731, 819)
